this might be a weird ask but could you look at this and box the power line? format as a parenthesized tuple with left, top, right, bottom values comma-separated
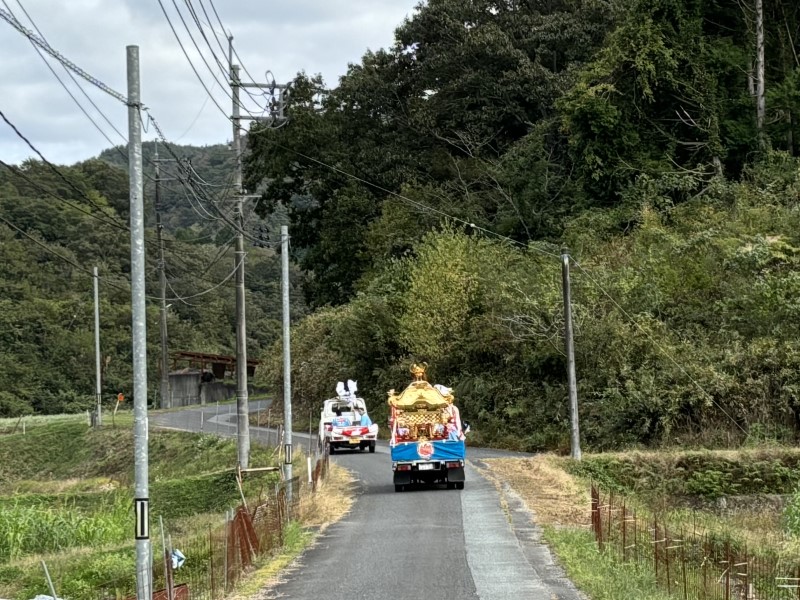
(143, 119, 276, 247)
(0, 6, 129, 105)
(191, 0, 270, 112)
(0, 14, 269, 303)
(2, 204, 247, 305)
(254, 133, 562, 258)
(0, 106, 212, 268)
(7, 0, 128, 151)
(249, 129, 742, 435)
(182, 0, 230, 83)
(0, 159, 131, 234)
(173, 81, 215, 142)
(0, 124, 236, 291)
(166, 251, 242, 303)
(204, 0, 268, 106)
(0, 108, 133, 232)
(155, 0, 229, 120)
(569, 257, 747, 434)
(0, 214, 132, 294)
(168, 0, 231, 97)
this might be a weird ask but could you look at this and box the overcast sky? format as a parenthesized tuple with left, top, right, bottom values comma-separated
(0, 0, 420, 166)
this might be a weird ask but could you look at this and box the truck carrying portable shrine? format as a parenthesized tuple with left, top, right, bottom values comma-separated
(388, 364, 467, 492)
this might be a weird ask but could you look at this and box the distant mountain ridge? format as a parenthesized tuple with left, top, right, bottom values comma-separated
(97, 141, 236, 234)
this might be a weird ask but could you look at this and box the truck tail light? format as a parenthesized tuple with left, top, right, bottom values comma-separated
(396, 464, 412, 471)
(446, 461, 462, 469)
(325, 424, 332, 431)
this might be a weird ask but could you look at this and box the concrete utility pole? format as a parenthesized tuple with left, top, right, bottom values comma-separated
(227, 35, 291, 470)
(561, 248, 581, 461)
(127, 45, 151, 600)
(281, 226, 293, 498)
(755, 0, 766, 148)
(231, 58, 251, 470)
(154, 146, 171, 409)
(93, 266, 102, 427)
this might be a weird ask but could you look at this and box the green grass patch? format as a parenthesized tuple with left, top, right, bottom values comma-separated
(0, 495, 129, 562)
(0, 413, 88, 434)
(0, 418, 281, 599)
(569, 449, 800, 499)
(1, 547, 137, 600)
(543, 527, 674, 600)
(0, 421, 276, 489)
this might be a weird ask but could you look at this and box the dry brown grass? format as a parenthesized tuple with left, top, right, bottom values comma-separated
(479, 455, 591, 528)
(296, 462, 356, 529)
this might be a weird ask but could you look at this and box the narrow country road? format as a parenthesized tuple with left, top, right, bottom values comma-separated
(151, 402, 583, 600)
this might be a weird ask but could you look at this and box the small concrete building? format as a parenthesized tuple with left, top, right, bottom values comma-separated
(167, 351, 262, 407)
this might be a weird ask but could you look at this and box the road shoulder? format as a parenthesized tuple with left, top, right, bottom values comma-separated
(472, 457, 589, 600)
(234, 462, 357, 599)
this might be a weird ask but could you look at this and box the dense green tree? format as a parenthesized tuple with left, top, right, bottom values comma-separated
(245, 0, 613, 307)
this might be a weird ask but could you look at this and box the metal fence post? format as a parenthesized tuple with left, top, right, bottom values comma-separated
(654, 517, 659, 583)
(40, 560, 58, 599)
(725, 540, 731, 600)
(680, 528, 688, 600)
(664, 524, 671, 596)
(622, 500, 627, 562)
(209, 526, 216, 599)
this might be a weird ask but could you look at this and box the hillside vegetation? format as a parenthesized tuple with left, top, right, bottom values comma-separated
(4, 0, 800, 452)
(0, 153, 305, 417)
(249, 0, 800, 451)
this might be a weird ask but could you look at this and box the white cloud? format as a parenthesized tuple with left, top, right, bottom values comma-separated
(0, 0, 419, 165)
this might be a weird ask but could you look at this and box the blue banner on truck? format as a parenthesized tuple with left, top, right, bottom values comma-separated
(390, 440, 465, 462)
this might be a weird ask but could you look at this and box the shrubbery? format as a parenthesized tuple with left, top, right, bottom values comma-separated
(259, 157, 800, 451)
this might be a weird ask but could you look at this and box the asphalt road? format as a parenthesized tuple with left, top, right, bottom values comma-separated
(151, 402, 583, 600)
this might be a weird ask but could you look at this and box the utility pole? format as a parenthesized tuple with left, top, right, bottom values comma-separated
(154, 145, 171, 409)
(755, 0, 766, 149)
(561, 248, 581, 461)
(93, 266, 102, 427)
(231, 56, 250, 469)
(127, 45, 151, 600)
(281, 225, 293, 498)
(226, 35, 290, 469)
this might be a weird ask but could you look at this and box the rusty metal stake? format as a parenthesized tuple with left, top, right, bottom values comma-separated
(665, 523, 671, 596)
(622, 500, 627, 562)
(680, 533, 687, 600)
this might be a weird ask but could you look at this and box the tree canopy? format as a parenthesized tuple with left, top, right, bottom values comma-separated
(249, 0, 800, 450)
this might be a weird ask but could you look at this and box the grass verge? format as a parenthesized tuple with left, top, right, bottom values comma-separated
(230, 462, 355, 599)
(481, 455, 669, 599)
(543, 527, 674, 600)
(482, 451, 800, 600)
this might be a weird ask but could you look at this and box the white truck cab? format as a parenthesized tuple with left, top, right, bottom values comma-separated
(319, 381, 378, 454)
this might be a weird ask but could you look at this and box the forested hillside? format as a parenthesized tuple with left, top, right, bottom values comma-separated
(248, 0, 800, 450)
(99, 142, 237, 237)
(0, 153, 304, 417)
(4, 0, 800, 450)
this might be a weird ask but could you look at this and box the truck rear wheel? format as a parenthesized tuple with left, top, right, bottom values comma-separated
(395, 484, 404, 493)
(455, 482, 464, 490)
(369, 441, 376, 453)
(329, 443, 335, 455)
